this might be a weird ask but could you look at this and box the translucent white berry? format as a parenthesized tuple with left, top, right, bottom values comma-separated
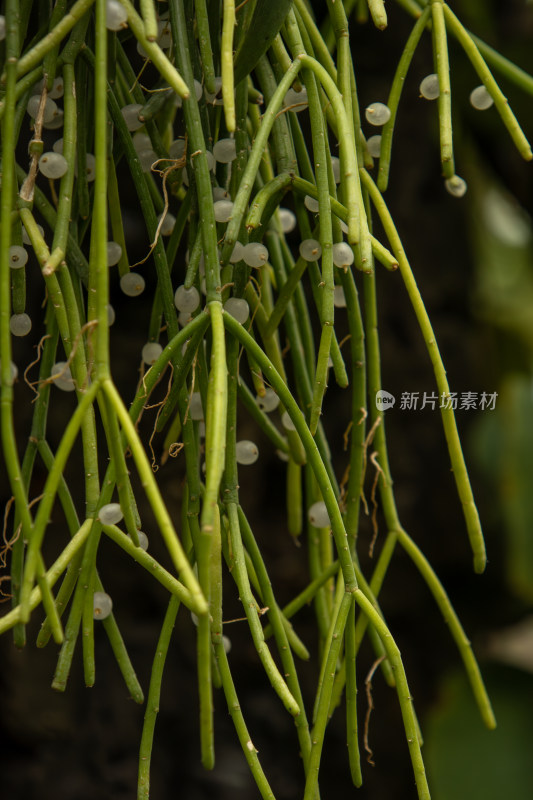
(169, 139, 186, 160)
(242, 242, 268, 268)
(224, 297, 249, 324)
(304, 195, 319, 213)
(213, 138, 237, 163)
(367, 135, 382, 159)
(43, 112, 64, 131)
(174, 285, 200, 313)
(106, 0, 128, 30)
(419, 73, 440, 100)
(331, 156, 341, 184)
(213, 200, 234, 223)
(178, 310, 192, 327)
(0, 360, 18, 385)
(189, 392, 204, 421)
(142, 342, 163, 364)
(308, 501, 330, 528)
(333, 286, 347, 308)
(39, 76, 64, 100)
(39, 152, 68, 179)
(120, 272, 146, 296)
(445, 175, 467, 198)
(299, 239, 322, 261)
(0, 16, 5, 41)
(121, 103, 143, 131)
(9, 246, 29, 269)
(157, 20, 172, 48)
(10, 313, 32, 337)
(51, 362, 75, 392)
(230, 241, 244, 263)
(332, 242, 354, 268)
(158, 212, 176, 236)
(205, 77, 223, 104)
(278, 208, 297, 233)
(136, 531, 149, 551)
(137, 40, 149, 59)
(107, 304, 116, 326)
(82, 153, 96, 182)
(52, 138, 63, 154)
(107, 241, 122, 266)
(365, 102, 391, 126)
(133, 132, 152, 153)
(212, 187, 230, 202)
(256, 388, 280, 412)
(193, 79, 203, 101)
(236, 440, 259, 465)
(98, 502, 124, 525)
(470, 85, 494, 111)
(26, 95, 58, 123)
(138, 148, 157, 172)
(93, 591, 113, 620)
(222, 635, 232, 653)
(22, 225, 44, 247)
(284, 86, 308, 111)
(281, 411, 296, 431)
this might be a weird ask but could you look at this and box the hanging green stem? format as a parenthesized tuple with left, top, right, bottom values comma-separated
(138, 595, 180, 800)
(443, 3, 532, 160)
(221, 0, 236, 131)
(378, 7, 431, 192)
(361, 169, 486, 572)
(117, 0, 190, 98)
(102, 380, 208, 614)
(431, 0, 455, 178)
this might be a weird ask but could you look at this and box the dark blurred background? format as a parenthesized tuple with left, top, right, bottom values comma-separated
(1, 2, 533, 798)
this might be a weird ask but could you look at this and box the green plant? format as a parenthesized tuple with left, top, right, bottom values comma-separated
(0, 1, 530, 797)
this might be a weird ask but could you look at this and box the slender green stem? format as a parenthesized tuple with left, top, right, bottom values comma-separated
(237, 505, 313, 771)
(118, 0, 190, 98)
(140, 0, 158, 41)
(396, 527, 496, 729)
(291, 176, 397, 271)
(367, 0, 387, 29)
(194, 0, 216, 94)
(345, 597, 362, 786)
(214, 642, 276, 800)
(352, 588, 430, 800)
(10, 0, 96, 80)
(223, 314, 358, 591)
(298, 54, 368, 258)
(90, 0, 110, 380)
(221, 0, 236, 131)
(236, 378, 290, 455)
(225, 502, 300, 716)
(361, 169, 486, 573)
(19, 381, 100, 621)
(378, 7, 431, 192)
(304, 592, 352, 800)
(101, 524, 198, 607)
(102, 380, 208, 613)
(138, 595, 180, 800)
(443, 4, 532, 160)
(0, 520, 93, 636)
(100, 578, 145, 704)
(431, 0, 455, 178)
(202, 302, 228, 533)
(1, 4, 35, 584)
(220, 57, 303, 264)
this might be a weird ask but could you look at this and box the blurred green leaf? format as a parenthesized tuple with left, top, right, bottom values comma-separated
(234, 0, 293, 85)
(425, 665, 533, 800)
